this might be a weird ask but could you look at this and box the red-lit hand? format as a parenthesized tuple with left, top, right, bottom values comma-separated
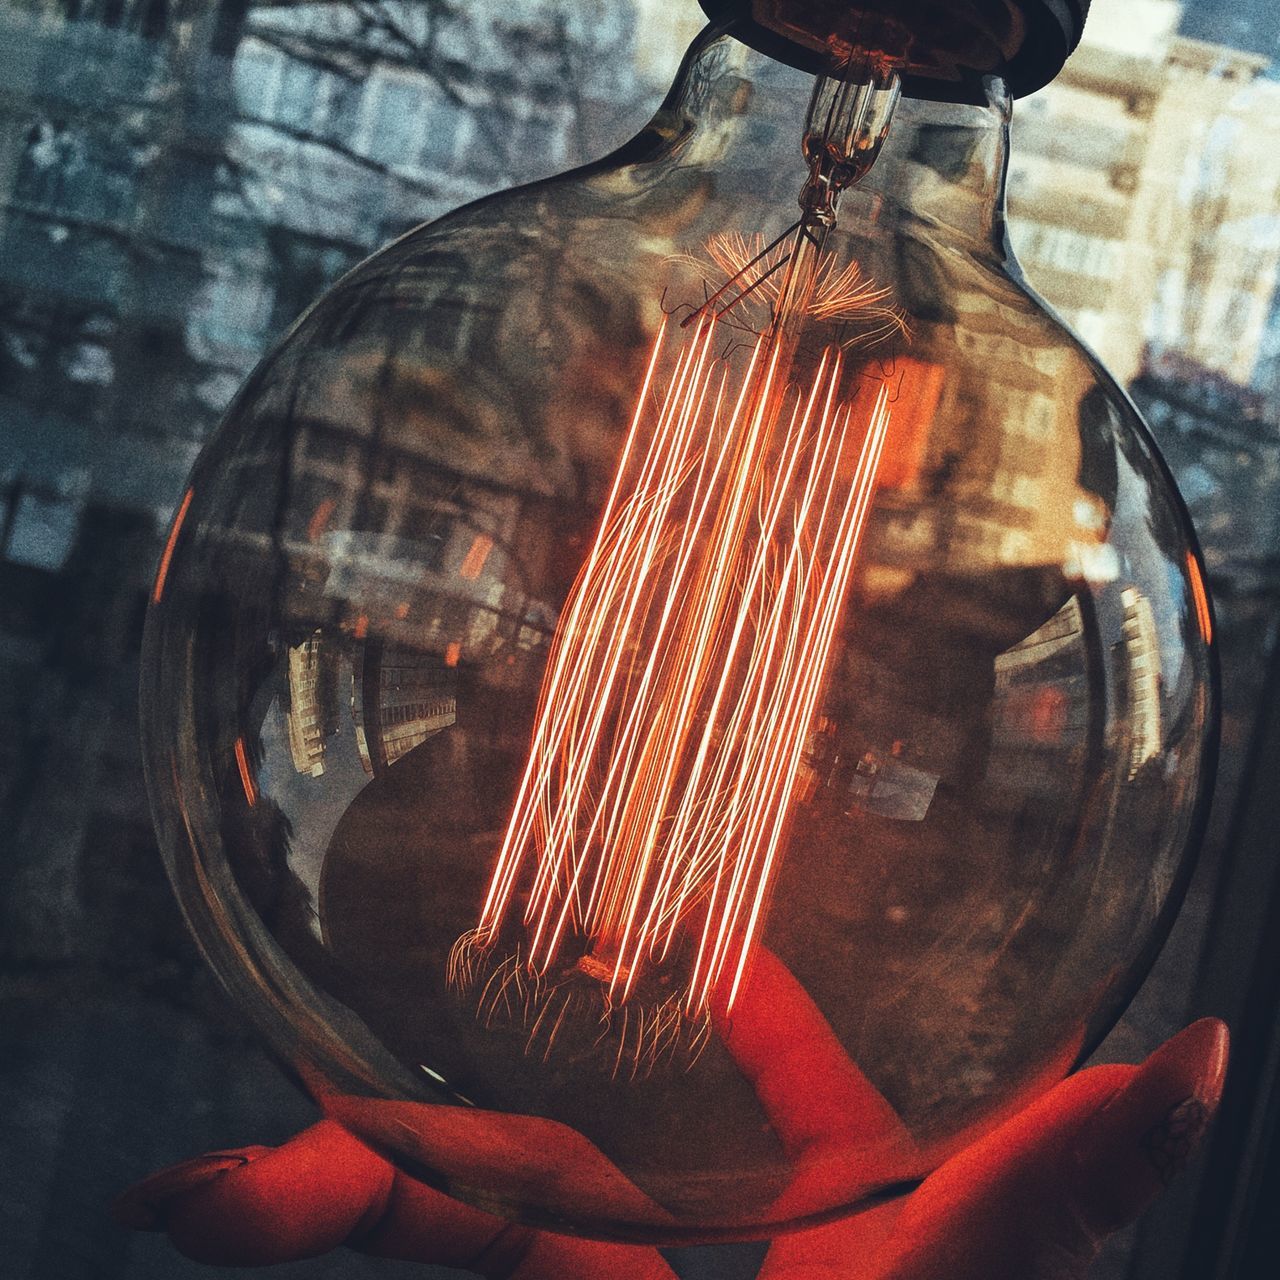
(114, 955, 1227, 1280)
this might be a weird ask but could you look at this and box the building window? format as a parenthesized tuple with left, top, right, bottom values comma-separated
(232, 45, 281, 122)
(324, 76, 365, 143)
(276, 58, 323, 134)
(368, 78, 427, 167)
(1015, 220, 1123, 281)
(419, 96, 465, 168)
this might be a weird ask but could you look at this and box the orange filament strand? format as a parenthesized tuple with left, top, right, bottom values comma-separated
(472, 300, 892, 1018)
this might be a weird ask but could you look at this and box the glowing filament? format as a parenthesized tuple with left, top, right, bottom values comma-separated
(461, 259, 893, 1028)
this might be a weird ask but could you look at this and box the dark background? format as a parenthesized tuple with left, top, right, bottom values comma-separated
(2, 2, 1279, 1278)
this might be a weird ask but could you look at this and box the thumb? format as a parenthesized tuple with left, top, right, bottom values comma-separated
(1068, 1017, 1228, 1237)
(869, 1018, 1229, 1280)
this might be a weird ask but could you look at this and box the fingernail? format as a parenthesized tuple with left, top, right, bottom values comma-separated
(1071, 1018, 1228, 1233)
(1140, 1096, 1214, 1187)
(112, 1151, 257, 1231)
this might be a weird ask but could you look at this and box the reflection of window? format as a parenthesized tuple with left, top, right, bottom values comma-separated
(3, 490, 81, 572)
(998, 528, 1033, 564)
(1021, 392, 1057, 441)
(277, 60, 322, 132)
(303, 428, 351, 469)
(959, 518, 1005, 556)
(419, 97, 464, 167)
(367, 496, 393, 537)
(425, 299, 471, 354)
(991, 471, 1040, 508)
(368, 79, 425, 166)
(400, 504, 453, 569)
(990, 387, 1056, 445)
(291, 476, 343, 541)
(232, 47, 280, 120)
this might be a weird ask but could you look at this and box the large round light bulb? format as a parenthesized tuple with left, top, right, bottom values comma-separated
(142, 27, 1216, 1244)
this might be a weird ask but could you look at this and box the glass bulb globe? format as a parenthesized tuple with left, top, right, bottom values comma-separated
(142, 27, 1217, 1244)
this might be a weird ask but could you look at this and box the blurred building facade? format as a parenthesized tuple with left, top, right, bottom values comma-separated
(8, 6, 1280, 974)
(1008, 0, 1280, 387)
(0, 0, 676, 965)
(0, 9, 674, 1275)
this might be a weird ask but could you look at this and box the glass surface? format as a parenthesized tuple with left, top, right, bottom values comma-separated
(141, 28, 1217, 1243)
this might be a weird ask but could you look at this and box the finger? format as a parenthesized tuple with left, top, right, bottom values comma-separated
(116, 1118, 678, 1279)
(1068, 1018, 1228, 1234)
(113, 1148, 274, 1229)
(321, 1092, 676, 1232)
(712, 947, 917, 1218)
(713, 948, 907, 1157)
(761, 1018, 1228, 1280)
(116, 1123, 386, 1265)
(755, 1021, 1083, 1276)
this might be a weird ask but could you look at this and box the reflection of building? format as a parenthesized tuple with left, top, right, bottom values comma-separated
(1120, 585, 1163, 777)
(872, 302, 1085, 580)
(353, 642, 457, 774)
(279, 416, 558, 669)
(284, 629, 458, 777)
(286, 634, 329, 776)
(987, 595, 1095, 799)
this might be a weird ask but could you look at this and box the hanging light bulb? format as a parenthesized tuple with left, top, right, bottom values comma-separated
(142, 0, 1216, 1245)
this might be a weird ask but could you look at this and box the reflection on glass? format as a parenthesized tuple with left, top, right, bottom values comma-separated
(141, 28, 1216, 1244)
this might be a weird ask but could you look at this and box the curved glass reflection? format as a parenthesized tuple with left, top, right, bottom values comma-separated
(142, 29, 1217, 1243)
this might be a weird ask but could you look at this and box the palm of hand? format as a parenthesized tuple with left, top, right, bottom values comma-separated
(115, 952, 1226, 1280)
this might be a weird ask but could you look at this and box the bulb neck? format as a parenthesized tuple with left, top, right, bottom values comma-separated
(800, 63, 902, 225)
(851, 74, 1014, 261)
(639, 32, 1013, 265)
(697, 0, 1090, 101)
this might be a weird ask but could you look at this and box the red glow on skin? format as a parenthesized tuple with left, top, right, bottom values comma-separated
(110, 1005, 1232, 1267)
(1186, 551, 1212, 645)
(459, 534, 494, 581)
(234, 737, 258, 807)
(153, 487, 194, 604)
